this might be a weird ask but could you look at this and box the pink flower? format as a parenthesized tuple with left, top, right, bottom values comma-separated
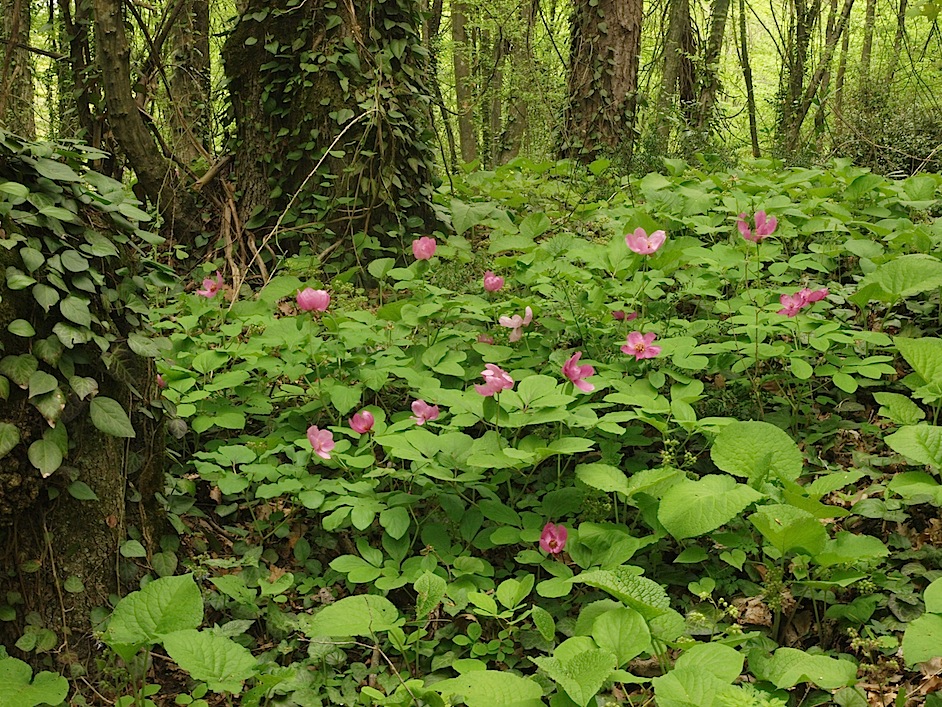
(562, 352, 595, 392)
(738, 211, 778, 243)
(621, 331, 661, 360)
(197, 272, 224, 298)
(156, 374, 166, 389)
(499, 306, 533, 342)
(297, 288, 330, 312)
(477, 334, 495, 345)
(612, 310, 638, 322)
(540, 522, 568, 555)
(475, 364, 514, 397)
(483, 271, 504, 292)
(410, 399, 440, 425)
(800, 287, 829, 303)
(625, 227, 667, 255)
(349, 410, 375, 435)
(307, 426, 335, 460)
(412, 236, 437, 260)
(778, 287, 828, 316)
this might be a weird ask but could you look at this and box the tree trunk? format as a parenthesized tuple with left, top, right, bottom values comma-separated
(497, 0, 537, 165)
(0, 0, 36, 137)
(655, 0, 695, 145)
(452, 0, 478, 164)
(562, 0, 644, 164)
(858, 0, 876, 89)
(833, 12, 850, 116)
(223, 0, 439, 244)
(425, 0, 458, 171)
(693, 0, 731, 132)
(487, 33, 507, 166)
(169, 0, 211, 166)
(778, 0, 821, 153)
(57, 0, 104, 150)
(887, 0, 907, 82)
(738, 0, 760, 157)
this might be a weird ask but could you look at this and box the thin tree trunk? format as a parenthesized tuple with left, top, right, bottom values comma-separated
(452, 0, 477, 163)
(778, 0, 821, 152)
(488, 33, 506, 166)
(562, 0, 644, 163)
(497, 0, 535, 164)
(887, 0, 907, 82)
(0, 0, 36, 137)
(858, 0, 876, 88)
(425, 0, 458, 170)
(169, 0, 211, 165)
(833, 11, 850, 116)
(738, 0, 760, 157)
(694, 0, 731, 132)
(656, 0, 693, 143)
(814, 0, 838, 136)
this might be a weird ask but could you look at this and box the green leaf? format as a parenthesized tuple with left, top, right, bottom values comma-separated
(531, 605, 555, 642)
(576, 463, 630, 496)
(379, 506, 410, 540)
(31, 283, 59, 312)
(852, 255, 942, 305)
(0, 423, 21, 460)
(27, 439, 62, 478)
(19, 247, 44, 272)
(652, 666, 734, 707)
(300, 595, 400, 637)
(896, 336, 942, 385)
(103, 574, 204, 648)
(162, 629, 256, 694)
(414, 571, 446, 619)
(924, 577, 942, 614)
(59, 250, 88, 272)
(814, 532, 889, 566)
(433, 671, 544, 707)
(0, 656, 69, 707)
(4, 266, 35, 290)
(0, 354, 37, 387)
(711, 421, 803, 484)
(64, 576, 84, 593)
(89, 396, 136, 438)
(885, 425, 942, 468)
(658, 475, 763, 540)
(873, 392, 926, 425)
(31, 388, 66, 426)
(8, 319, 35, 337)
(69, 376, 98, 400)
(749, 504, 828, 556)
(60, 296, 91, 327)
(903, 614, 942, 665)
(887, 472, 942, 504)
(33, 157, 80, 181)
(67, 480, 99, 501)
(674, 642, 744, 683)
(519, 212, 551, 240)
(120, 540, 147, 558)
(28, 371, 58, 399)
(328, 382, 361, 414)
(533, 648, 617, 706)
(575, 566, 670, 620)
(754, 647, 857, 689)
(0, 180, 29, 199)
(589, 607, 651, 667)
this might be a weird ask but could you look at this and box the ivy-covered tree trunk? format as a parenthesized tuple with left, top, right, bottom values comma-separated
(222, 0, 440, 248)
(562, 0, 644, 164)
(0, 134, 163, 667)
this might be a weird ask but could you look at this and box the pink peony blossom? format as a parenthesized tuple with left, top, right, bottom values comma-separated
(475, 364, 514, 397)
(612, 310, 638, 322)
(738, 211, 778, 243)
(297, 288, 330, 312)
(562, 352, 595, 392)
(349, 410, 375, 435)
(412, 236, 437, 260)
(410, 399, 440, 425)
(477, 334, 495, 345)
(540, 522, 568, 555)
(156, 374, 166, 389)
(307, 426, 335, 460)
(499, 306, 533, 343)
(778, 287, 828, 316)
(625, 227, 667, 255)
(621, 331, 661, 360)
(197, 272, 224, 298)
(483, 271, 504, 292)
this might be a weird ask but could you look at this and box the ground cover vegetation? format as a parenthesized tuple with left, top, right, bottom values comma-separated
(3, 0, 942, 705)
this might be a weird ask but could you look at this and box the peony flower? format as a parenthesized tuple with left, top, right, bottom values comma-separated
(297, 288, 330, 312)
(621, 331, 661, 360)
(477, 334, 495, 345)
(562, 352, 595, 392)
(499, 306, 533, 343)
(738, 211, 778, 243)
(612, 310, 638, 322)
(483, 271, 504, 292)
(475, 364, 514, 397)
(197, 272, 224, 298)
(349, 410, 375, 435)
(156, 374, 166, 389)
(540, 522, 568, 555)
(412, 236, 437, 260)
(307, 425, 335, 460)
(410, 399, 440, 425)
(800, 287, 829, 303)
(777, 292, 806, 317)
(625, 227, 667, 255)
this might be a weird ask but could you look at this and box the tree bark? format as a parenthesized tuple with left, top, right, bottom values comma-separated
(693, 0, 731, 132)
(169, 0, 211, 165)
(562, 0, 644, 164)
(778, 0, 821, 153)
(858, 0, 876, 89)
(0, 0, 36, 137)
(452, 0, 478, 164)
(738, 0, 760, 157)
(655, 0, 695, 144)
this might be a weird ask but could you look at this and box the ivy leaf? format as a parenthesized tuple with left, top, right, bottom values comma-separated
(5, 266, 36, 289)
(28, 438, 63, 477)
(90, 397, 136, 438)
(67, 481, 99, 501)
(31, 388, 66, 427)
(7, 319, 36, 337)
(28, 371, 58, 399)
(32, 283, 60, 312)
(19, 246, 45, 272)
(60, 250, 89, 272)
(69, 376, 99, 400)
(0, 354, 38, 387)
(60, 296, 92, 327)
(0, 423, 20, 460)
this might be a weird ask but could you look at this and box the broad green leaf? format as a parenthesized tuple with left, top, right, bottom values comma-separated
(5, 266, 35, 290)
(7, 319, 35, 337)
(69, 376, 98, 400)
(575, 463, 630, 496)
(0, 354, 37, 387)
(60, 296, 91, 327)
(659, 475, 763, 540)
(590, 607, 650, 667)
(414, 571, 446, 619)
(886, 472, 942, 504)
(59, 250, 88, 272)
(210, 576, 256, 605)
(885, 425, 942, 468)
(27, 439, 62, 478)
(852, 255, 942, 305)
(67, 480, 99, 501)
(925, 577, 942, 614)
(89, 396, 136, 438)
(28, 371, 58, 399)
(873, 392, 925, 425)
(755, 647, 857, 689)
(433, 671, 544, 707)
(531, 605, 555, 642)
(575, 566, 669, 619)
(0, 422, 21, 459)
(533, 648, 617, 706)
(674, 642, 744, 683)
(519, 212, 551, 240)
(103, 574, 204, 648)
(0, 656, 69, 707)
(19, 247, 44, 272)
(652, 665, 735, 707)
(711, 421, 803, 484)
(31, 388, 66, 426)
(33, 157, 80, 181)
(895, 337, 942, 385)
(903, 614, 942, 665)
(749, 504, 827, 556)
(162, 629, 256, 694)
(0, 180, 29, 199)
(814, 532, 889, 566)
(301, 595, 400, 637)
